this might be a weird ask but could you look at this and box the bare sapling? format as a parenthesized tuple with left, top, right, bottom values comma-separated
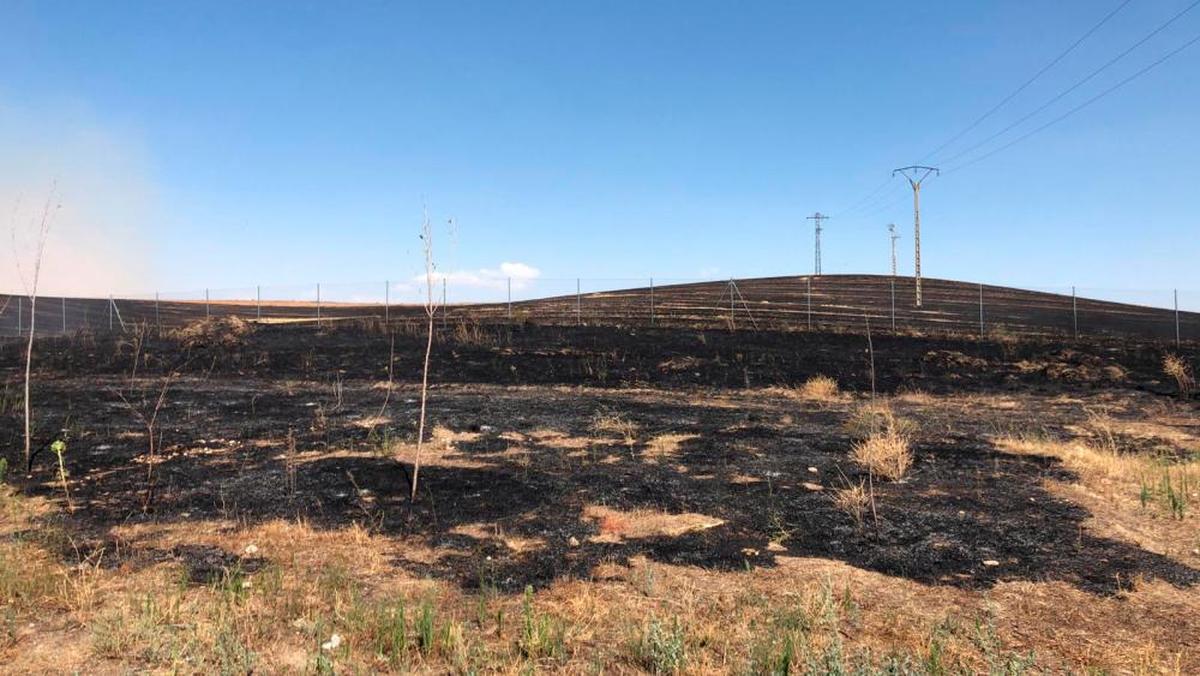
(12, 186, 60, 472)
(116, 370, 178, 512)
(410, 208, 437, 502)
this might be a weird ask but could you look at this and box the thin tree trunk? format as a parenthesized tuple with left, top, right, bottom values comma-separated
(411, 312, 434, 501)
(24, 294, 37, 468)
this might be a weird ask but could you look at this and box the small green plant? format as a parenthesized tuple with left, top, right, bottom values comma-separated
(0, 458, 7, 484)
(518, 585, 564, 660)
(1160, 470, 1189, 520)
(1140, 469, 1191, 519)
(631, 617, 686, 674)
(416, 599, 437, 655)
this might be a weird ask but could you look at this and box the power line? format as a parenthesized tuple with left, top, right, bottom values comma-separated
(938, 0, 1200, 167)
(920, 0, 1135, 164)
(840, 182, 906, 218)
(946, 29, 1200, 174)
(833, 177, 891, 216)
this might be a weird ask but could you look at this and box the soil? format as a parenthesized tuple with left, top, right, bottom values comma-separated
(2, 322, 1197, 601)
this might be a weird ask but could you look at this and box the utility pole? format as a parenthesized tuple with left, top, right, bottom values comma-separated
(893, 166, 938, 307)
(806, 212, 829, 276)
(888, 223, 900, 276)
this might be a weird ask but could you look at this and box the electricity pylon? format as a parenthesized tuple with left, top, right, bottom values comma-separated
(888, 223, 900, 276)
(807, 212, 829, 276)
(892, 166, 938, 306)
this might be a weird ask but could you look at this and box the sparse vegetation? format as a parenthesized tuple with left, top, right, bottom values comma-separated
(1, 315, 1197, 673)
(630, 617, 687, 674)
(589, 408, 639, 445)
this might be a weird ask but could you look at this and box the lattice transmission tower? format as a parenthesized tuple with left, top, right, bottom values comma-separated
(807, 212, 829, 276)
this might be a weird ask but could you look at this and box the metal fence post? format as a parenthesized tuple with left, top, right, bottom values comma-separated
(507, 277, 512, 321)
(154, 292, 160, 333)
(108, 295, 113, 331)
(256, 285, 262, 321)
(576, 278, 582, 325)
(650, 277, 655, 326)
(17, 296, 22, 335)
(1072, 286, 1078, 340)
(61, 296, 67, 334)
(806, 277, 812, 330)
(890, 277, 896, 331)
(978, 283, 984, 335)
(316, 283, 321, 325)
(384, 281, 389, 323)
(205, 288, 210, 319)
(1175, 289, 1181, 347)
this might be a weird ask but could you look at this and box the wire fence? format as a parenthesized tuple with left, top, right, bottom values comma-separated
(0, 275, 1196, 346)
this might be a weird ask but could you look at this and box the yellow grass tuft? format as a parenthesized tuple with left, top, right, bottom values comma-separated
(800, 375, 840, 400)
(850, 430, 913, 481)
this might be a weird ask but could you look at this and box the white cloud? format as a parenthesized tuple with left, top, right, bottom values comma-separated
(414, 261, 542, 291)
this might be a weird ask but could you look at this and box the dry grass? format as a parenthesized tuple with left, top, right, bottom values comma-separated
(831, 480, 870, 528)
(1163, 354, 1195, 396)
(844, 400, 918, 441)
(845, 401, 917, 481)
(799, 374, 840, 400)
(589, 408, 639, 445)
(583, 505, 723, 543)
(850, 429, 913, 482)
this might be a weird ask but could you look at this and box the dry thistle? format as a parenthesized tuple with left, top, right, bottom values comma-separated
(1162, 354, 1194, 397)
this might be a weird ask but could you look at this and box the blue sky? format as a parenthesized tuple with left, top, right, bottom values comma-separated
(1, 1, 1198, 305)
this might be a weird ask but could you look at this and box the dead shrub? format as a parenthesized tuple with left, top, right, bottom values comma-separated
(1162, 354, 1194, 396)
(851, 429, 913, 481)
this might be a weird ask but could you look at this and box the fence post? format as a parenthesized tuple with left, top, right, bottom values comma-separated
(108, 295, 113, 331)
(256, 286, 262, 321)
(17, 296, 22, 335)
(1175, 289, 1181, 347)
(205, 288, 210, 319)
(890, 277, 896, 331)
(650, 277, 655, 326)
(729, 279, 735, 326)
(978, 283, 984, 335)
(384, 281, 389, 323)
(507, 277, 512, 321)
(62, 296, 67, 334)
(442, 278, 448, 330)
(316, 283, 321, 325)
(806, 277, 812, 330)
(576, 278, 582, 326)
(154, 292, 160, 334)
(1072, 286, 1078, 340)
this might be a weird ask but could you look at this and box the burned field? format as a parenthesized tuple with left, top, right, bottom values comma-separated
(2, 320, 1199, 673)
